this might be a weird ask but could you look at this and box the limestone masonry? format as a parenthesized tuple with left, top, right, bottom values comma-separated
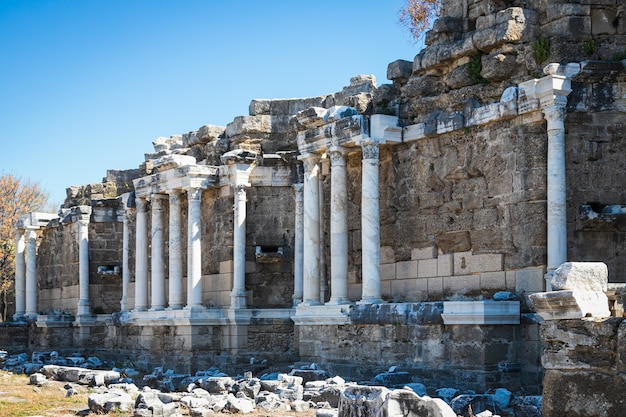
(4, 1, 626, 414)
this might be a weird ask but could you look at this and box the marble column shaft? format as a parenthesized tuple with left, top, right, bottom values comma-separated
(77, 209, 91, 316)
(231, 184, 248, 309)
(328, 147, 349, 304)
(360, 141, 382, 304)
(134, 197, 149, 311)
(120, 210, 130, 312)
(544, 101, 568, 276)
(186, 187, 203, 309)
(292, 183, 304, 306)
(150, 194, 167, 310)
(168, 191, 184, 309)
(14, 229, 26, 318)
(25, 228, 38, 317)
(301, 154, 321, 305)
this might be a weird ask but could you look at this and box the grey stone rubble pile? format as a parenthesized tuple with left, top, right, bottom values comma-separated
(0, 352, 542, 416)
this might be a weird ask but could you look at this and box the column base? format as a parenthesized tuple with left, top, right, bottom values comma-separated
(149, 306, 165, 312)
(184, 304, 206, 311)
(231, 292, 247, 309)
(326, 298, 351, 305)
(167, 305, 183, 310)
(77, 300, 91, 316)
(301, 299, 323, 306)
(358, 297, 383, 305)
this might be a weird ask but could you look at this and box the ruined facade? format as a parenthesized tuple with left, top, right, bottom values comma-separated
(7, 0, 626, 396)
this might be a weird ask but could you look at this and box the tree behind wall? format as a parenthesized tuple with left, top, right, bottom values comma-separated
(0, 174, 48, 321)
(399, 0, 442, 42)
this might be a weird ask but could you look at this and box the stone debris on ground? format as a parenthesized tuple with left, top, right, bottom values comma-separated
(0, 351, 542, 416)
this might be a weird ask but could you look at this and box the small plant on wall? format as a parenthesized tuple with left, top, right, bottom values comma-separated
(532, 37, 550, 64)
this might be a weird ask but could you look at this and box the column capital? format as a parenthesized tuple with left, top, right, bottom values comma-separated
(542, 100, 567, 122)
(25, 227, 38, 240)
(328, 146, 348, 166)
(361, 140, 379, 160)
(135, 196, 149, 212)
(185, 187, 203, 201)
(169, 189, 182, 203)
(147, 193, 168, 202)
(298, 152, 321, 172)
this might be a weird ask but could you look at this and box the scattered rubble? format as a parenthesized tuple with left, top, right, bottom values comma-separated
(0, 351, 543, 416)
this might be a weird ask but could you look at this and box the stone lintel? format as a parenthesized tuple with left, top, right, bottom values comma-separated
(529, 290, 611, 320)
(292, 304, 351, 325)
(441, 301, 520, 325)
(296, 115, 365, 155)
(133, 165, 218, 198)
(17, 212, 58, 229)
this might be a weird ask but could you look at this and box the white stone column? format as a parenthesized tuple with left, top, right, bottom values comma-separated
(134, 197, 149, 311)
(534, 73, 572, 291)
(319, 158, 328, 303)
(360, 140, 382, 304)
(168, 190, 184, 309)
(186, 187, 203, 309)
(231, 183, 249, 309)
(120, 208, 130, 312)
(292, 183, 304, 306)
(77, 206, 92, 316)
(24, 227, 38, 317)
(300, 153, 322, 306)
(149, 194, 167, 310)
(327, 146, 350, 305)
(543, 99, 568, 288)
(14, 228, 26, 319)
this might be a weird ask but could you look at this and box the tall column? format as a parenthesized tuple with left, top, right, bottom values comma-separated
(120, 208, 130, 312)
(134, 197, 149, 311)
(360, 140, 382, 304)
(543, 98, 568, 289)
(327, 147, 350, 304)
(300, 153, 322, 306)
(186, 187, 203, 309)
(168, 190, 184, 309)
(231, 183, 249, 308)
(77, 206, 92, 316)
(149, 194, 167, 310)
(24, 227, 38, 317)
(292, 183, 304, 306)
(14, 228, 26, 319)
(318, 159, 328, 303)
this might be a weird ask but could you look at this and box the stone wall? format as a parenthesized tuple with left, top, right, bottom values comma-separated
(541, 318, 626, 417)
(565, 65, 626, 281)
(297, 304, 543, 394)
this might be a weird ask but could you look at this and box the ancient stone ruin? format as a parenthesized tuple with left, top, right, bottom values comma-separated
(4, 1, 626, 416)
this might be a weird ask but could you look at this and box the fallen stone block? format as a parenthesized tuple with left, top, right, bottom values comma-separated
(88, 391, 134, 414)
(552, 262, 608, 292)
(29, 372, 47, 386)
(529, 290, 610, 320)
(388, 389, 457, 417)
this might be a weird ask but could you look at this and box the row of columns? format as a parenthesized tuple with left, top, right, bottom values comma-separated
(295, 138, 382, 306)
(130, 187, 205, 312)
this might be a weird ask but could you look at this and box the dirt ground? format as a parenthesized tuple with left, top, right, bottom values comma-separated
(0, 371, 320, 417)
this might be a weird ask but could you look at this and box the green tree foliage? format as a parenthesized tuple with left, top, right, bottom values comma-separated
(0, 174, 48, 321)
(399, 0, 443, 42)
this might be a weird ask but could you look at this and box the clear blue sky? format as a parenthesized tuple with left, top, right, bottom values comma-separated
(1, 0, 420, 207)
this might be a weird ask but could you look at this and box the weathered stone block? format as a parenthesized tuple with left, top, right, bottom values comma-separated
(380, 246, 395, 264)
(418, 259, 438, 278)
(396, 261, 418, 279)
(552, 262, 608, 292)
(515, 268, 546, 293)
(591, 8, 618, 35)
(411, 246, 437, 260)
(387, 60, 413, 84)
(380, 263, 396, 280)
(481, 271, 506, 290)
(428, 277, 444, 296)
(531, 290, 611, 320)
(437, 254, 453, 277)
